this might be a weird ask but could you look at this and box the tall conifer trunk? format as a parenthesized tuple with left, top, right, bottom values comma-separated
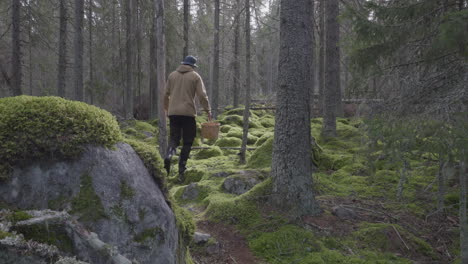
(271, 0, 320, 218)
(57, 0, 68, 98)
(12, 0, 22, 96)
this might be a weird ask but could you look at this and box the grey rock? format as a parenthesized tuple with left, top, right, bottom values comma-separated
(182, 183, 199, 200)
(210, 172, 232, 178)
(0, 143, 179, 264)
(332, 206, 358, 220)
(142, 131, 154, 138)
(222, 172, 262, 195)
(193, 232, 211, 244)
(205, 242, 222, 255)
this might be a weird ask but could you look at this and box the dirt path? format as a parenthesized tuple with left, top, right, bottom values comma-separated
(191, 220, 263, 264)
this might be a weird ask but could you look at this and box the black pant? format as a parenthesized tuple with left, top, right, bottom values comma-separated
(168, 115, 196, 168)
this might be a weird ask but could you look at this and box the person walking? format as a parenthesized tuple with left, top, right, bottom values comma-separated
(163, 55, 212, 182)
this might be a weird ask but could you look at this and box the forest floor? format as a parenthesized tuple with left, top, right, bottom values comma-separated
(122, 108, 461, 264)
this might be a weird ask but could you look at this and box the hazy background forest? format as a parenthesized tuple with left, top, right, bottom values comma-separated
(2, 0, 465, 118)
(0, 0, 467, 263)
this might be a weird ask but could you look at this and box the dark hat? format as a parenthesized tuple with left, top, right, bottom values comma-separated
(181, 55, 198, 68)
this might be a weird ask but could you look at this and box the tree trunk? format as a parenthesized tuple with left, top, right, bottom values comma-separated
(136, 0, 142, 107)
(211, 0, 220, 119)
(232, 0, 241, 108)
(149, 5, 157, 120)
(155, 0, 167, 157)
(322, 0, 341, 137)
(74, 0, 84, 101)
(240, 0, 251, 165)
(460, 149, 468, 263)
(28, 5, 33, 95)
(57, 0, 68, 98)
(183, 0, 190, 58)
(271, 0, 320, 218)
(11, 0, 22, 96)
(318, 0, 325, 116)
(309, 0, 315, 120)
(437, 154, 446, 211)
(125, 0, 133, 119)
(88, 0, 94, 104)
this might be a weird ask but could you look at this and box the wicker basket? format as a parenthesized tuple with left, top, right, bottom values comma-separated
(201, 122, 220, 140)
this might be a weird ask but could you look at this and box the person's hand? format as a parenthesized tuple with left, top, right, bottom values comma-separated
(207, 111, 213, 122)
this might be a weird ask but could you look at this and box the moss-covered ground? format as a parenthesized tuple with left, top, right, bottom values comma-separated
(121, 107, 462, 263)
(3, 96, 457, 263)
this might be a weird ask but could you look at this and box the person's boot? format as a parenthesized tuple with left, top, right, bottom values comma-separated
(164, 147, 176, 175)
(178, 160, 187, 184)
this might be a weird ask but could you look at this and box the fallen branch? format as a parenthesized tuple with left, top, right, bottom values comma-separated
(391, 225, 410, 250)
(181, 146, 257, 151)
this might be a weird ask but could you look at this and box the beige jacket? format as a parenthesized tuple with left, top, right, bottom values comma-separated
(164, 65, 211, 117)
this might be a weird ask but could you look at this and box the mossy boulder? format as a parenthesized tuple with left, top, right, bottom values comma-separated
(255, 132, 274, 146)
(0, 96, 121, 178)
(248, 138, 273, 168)
(220, 115, 243, 127)
(220, 125, 233, 133)
(259, 117, 275, 128)
(215, 137, 242, 148)
(194, 146, 223, 160)
(0, 143, 179, 264)
(182, 168, 206, 184)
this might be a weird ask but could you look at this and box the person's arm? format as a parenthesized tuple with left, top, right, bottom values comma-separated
(163, 76, 171, 115)
(195, 76, 212, 120)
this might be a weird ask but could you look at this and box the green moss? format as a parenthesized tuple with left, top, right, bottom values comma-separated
(318, 150, 354, 171)
(194, 146, 223, 160)
(249, 225, 320, 262)
(220, 125, 232, 133)
(182, 168, 206, 184)
(353, 222, 435, 258)
(110, 205, 126, 220)
(125, 138, 166, 193)
(173, 204, 195, 245)
(445, 192, 459, 208)
(0, 96, 122, 179)
(134, 227, 165, 244)
(259, 117, 275, 128)
(71, 173, 107, 222)
(247, 137, 273, 168)
(226, 128, 243, 138)
(255, 132, 274, 146)
(14, 223, 73, 253)
(8, 211, 32, 223)
(215, 137, 242, 148)
(120, 180, 135, 200)
(0, 230, 12, 239)
(48, 195, 70, 211)
(220, 115, 243, 127)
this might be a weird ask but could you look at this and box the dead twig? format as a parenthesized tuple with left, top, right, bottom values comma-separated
(392, 225, 410, 250)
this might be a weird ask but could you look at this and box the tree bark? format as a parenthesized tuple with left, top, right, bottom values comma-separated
(318, 0, 325, 116)
(74, 0, 84, 101)
(240, 0, 251, 165)
(125, 0, 133, 119)
(11, 0, 22, 96)
(232, 0, 241, 108)
(183, 0, 190, 58)
(155, 0, 167, 157)
(322, 0, 341, 137)
(149, 4, 158, 120)
(271, 0, 321, 218)
(211, 0, 220, 119)
(88, 0, 94, 104)
(57, 0, 68, 98)
(460, 149, 468, 263)
(309, 0, 315, 120)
